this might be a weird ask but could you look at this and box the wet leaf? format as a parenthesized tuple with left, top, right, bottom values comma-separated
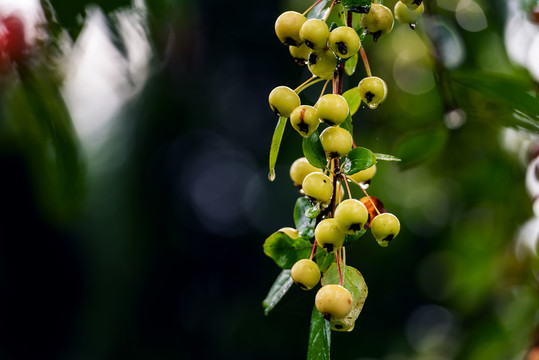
(263, 231, 312, 269)
(345, 53, 358, 76)
(303, 130, 327, 169)
(341, 0, 372, 14)
(344, 228, 366, 246)
(268, 116, 287, 181)
(307, 305, 331, 360)
(374, 153, 401, 162)
(343, 147, 377, 175)
(321, 264, 368, 331)
(340, 113, 353, 135)
(306, 205, 321, 219)
(315, 249, 336, 273)
(306, 0, 334, 20)
(343, 87, 361, 116)
(262, 270, 294, 315)
(294, 197, 316, 239)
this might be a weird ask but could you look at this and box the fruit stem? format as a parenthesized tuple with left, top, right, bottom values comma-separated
(328, 158, 340, 217)
(342, 174, 353, 199)
(294, 76, 324, 94)
(309, 239, 317, 260)
(303, 0, 324, 16)
(348, 177, 381, 215)
(319, 79, 330, 99)
(335, 251, 343, 286)
(360, 46, 372, 78)
(323, 0, 337, 22)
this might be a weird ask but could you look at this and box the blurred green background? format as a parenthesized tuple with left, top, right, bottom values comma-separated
(0, 0, 538, 359)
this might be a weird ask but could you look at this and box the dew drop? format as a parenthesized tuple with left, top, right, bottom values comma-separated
(268, 169, 276, 182)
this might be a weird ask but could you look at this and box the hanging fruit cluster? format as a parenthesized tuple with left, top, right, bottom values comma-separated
(262, 0, 424, 357)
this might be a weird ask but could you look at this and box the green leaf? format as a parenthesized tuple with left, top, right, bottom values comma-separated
(268, 116, 287, 181)
(263, 232, 312, 269)
(303, 130, 327, 169)
(451, 71, 539, 120)
(343, 87, 361, 116)
(395, 128, 448, 168)
(345, 53, 358, 76)
(315, 249, 336, 273)
(321, 264, 368, 331)
(374, 153, 401, 162)
(344, 228, 366, 246)
(294, 197, 316, 239)
(307, 305, 331, 360)
(343, 147, 377, 175)
(340, 113, 353, 135)
(306, 204, 320, 219)
(341, 0, 372, 14)
(262, 270, 294, 315)
(306, 0, 334, 20)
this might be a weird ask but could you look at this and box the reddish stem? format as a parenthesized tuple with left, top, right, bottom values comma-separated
(335, 251, 343, 286)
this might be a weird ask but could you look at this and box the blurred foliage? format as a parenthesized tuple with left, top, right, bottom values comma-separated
(0, 0, 538, 359)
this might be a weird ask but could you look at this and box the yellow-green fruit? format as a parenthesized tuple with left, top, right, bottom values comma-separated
(315, 94, 349, 126)
(358, 76, 387, 109)
(360, 4, 394, 41)
(289, 43, 311, 65)
(279, 227, 300, 239)
(315, 284, 353, 319)
(302, 172, 333, 203)
(268, 86, 300, 117)
(275, 11, 307, 46)
(394, 1, 424, 27)
(334, 199, 369, 234)
(348, 165, 376, 183)
(291, 259, 321, 290)
(319, 127, 353, 158)
(400, 0, 423, 10)
(370, 213, 400, 247)
(308, 49, 337, 80)
(290, 105, 320, 137)
(290, 157, 321, 186)
(315, 218, 345, 252)
(329, 26, 360, 58)
(299, 19, 329, 50)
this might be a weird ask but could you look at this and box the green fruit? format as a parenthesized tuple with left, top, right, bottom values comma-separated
(279, 227, 300, 239)
(290, 157, 321, 186)
(315, 284, 353, 320)
(348, 165, 376, 183)
(400, 0, 423, 10)
(358, 76, 387, 109)
(302, 172, 333, 204)
(359, 4, 394, 42)
(334, 199, 369, 234)
(329, 26, 360, 58)
(268, 86, 300, 117)
(315, 94, 349, 126)
(315, 218, 345, 252)
(289, 43, 311, 65)
(290, 105, 320, 137)
(370, 213, 400, 247)
(275, 11, 307, 46)
(308, 49, 337, 80)
(299, 19, 329, 50)
(394, 1, 424, 28)
(291, 259, 321, 290)
(319, 126, 353, 158)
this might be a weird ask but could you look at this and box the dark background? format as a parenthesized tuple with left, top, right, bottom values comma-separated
(0, 0, 538, 359)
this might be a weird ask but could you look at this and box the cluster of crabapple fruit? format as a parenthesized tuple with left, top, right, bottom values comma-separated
(264, 0, 423, 335)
